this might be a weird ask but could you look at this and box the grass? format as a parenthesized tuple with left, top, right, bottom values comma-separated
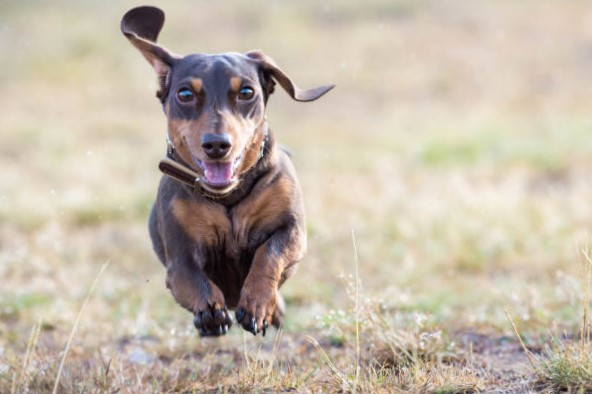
(2, 0, 592, 392)
(509, 248, 592, 392)
(538, 340, 592, 392)
(52, 261, 109, 394)
(310, 270, 484, 393)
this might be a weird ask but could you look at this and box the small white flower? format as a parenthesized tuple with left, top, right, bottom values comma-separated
(413, 313, 428, 328)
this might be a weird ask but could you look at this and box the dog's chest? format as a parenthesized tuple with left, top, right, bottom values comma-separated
(170, 197, 279, 257)
(170, 196, 283, 306)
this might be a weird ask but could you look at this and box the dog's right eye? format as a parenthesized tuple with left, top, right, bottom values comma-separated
(237, 86, 255, 101)
(177, 88, 195, 103)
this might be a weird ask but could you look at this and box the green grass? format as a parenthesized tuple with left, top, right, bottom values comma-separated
(538, 340, 592, 392)
(418, 119, 592, 170)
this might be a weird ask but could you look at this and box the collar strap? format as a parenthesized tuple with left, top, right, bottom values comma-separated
(158, 156, 202, 191)
(158, 120, 269, 199)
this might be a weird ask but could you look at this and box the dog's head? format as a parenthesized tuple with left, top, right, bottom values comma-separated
(121, 6, 334, 195)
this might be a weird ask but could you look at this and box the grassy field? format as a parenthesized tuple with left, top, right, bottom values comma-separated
(2, 0, 592, 392)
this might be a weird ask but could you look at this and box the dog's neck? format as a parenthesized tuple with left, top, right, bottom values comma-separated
(159, 123, 274, 207)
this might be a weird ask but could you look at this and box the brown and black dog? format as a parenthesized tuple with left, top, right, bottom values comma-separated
(120, 6, 333, 336)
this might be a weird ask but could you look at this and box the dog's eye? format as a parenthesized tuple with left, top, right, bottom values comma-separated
(177, 88, 195, 103)
(238, 86, 255, 101)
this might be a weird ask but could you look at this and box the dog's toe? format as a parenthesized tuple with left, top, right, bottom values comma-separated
(214, 309, 226, 326)
(236, 313, 259, 336)
(201, 310, 214, 326)
(194, 305, 232, 337)
(193, 313, 204, 331)
(235, 307, 259, 335)
(235, 308, 246, 323)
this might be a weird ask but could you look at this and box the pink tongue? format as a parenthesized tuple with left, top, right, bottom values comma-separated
(203, 162, 233, 186)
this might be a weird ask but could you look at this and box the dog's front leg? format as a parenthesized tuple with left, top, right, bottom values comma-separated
(235, 224, 305, 336)
(166, 261, 233, 336)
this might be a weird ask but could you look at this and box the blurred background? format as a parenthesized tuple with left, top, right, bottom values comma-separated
(1, 0, 592, 390)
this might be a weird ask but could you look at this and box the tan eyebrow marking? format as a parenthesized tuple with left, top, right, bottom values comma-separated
(230, 77, 242, 91)
(190, 78, 203, 92)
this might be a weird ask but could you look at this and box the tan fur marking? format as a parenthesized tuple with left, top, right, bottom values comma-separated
(171, 198, 230, 245)
(190, 78, 203, 92)
(233, 174, 293, 245)
(236, 126, 265, 176)
(167, 117, 207, 172)
(230, 76, 242, 91)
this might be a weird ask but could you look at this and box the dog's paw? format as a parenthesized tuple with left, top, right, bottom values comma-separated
(193, 303, 233, 337)
(235, 291, 277, 336)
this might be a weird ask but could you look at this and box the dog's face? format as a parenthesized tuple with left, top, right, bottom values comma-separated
(164, 53, 270, 194)
(121, 6, 333, 195)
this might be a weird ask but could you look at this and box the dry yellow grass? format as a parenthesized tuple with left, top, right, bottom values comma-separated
(1, 0, 592, 392)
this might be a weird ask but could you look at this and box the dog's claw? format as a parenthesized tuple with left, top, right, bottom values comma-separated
(262, 320, 268, 337)
(248, 318, 257, 335)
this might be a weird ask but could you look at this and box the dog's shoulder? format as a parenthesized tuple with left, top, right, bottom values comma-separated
(237, 148, 302, 211)
(230, 149, 303, 241)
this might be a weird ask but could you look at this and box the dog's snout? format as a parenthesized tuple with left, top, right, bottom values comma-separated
(201, 133, 232, 159)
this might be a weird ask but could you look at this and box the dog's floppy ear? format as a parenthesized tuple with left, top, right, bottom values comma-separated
(247, 50, 335, 102)
(121, 6, 178, 99)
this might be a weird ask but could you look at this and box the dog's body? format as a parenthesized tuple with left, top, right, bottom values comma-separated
(149, 140, 305, 336)
(121, 6, 333, 336)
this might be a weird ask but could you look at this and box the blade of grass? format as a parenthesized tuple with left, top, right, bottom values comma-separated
(52, 261, 109, 394)
(351, 228, 360, 394)
(242, 330, 250, 369)
(581, 247, 592, 350)
(14, 319, 41, 394)
(306, 335, 347, 388)
(505, 308, 541, 375)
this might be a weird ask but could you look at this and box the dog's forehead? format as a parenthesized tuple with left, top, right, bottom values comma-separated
(172, 53, 258, 85)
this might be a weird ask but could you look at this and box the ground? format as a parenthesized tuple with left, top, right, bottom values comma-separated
(1, 0, 592, 392)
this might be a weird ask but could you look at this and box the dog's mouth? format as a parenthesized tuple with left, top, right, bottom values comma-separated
(195, 154, 243, 192)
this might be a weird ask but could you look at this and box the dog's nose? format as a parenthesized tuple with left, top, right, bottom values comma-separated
(201, 133, 232, 159)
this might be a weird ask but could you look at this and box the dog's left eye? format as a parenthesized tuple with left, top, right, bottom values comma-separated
(238, 87, 255, 101)
(177, 88, 195, 103)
